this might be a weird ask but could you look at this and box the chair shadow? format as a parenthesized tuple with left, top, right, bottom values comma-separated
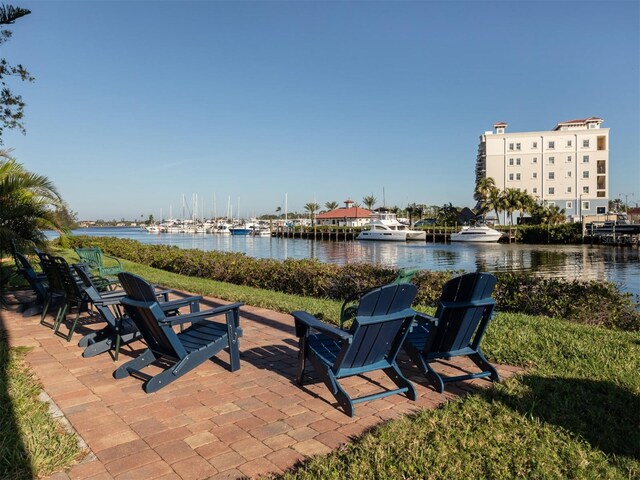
(485, 375, 640, 461)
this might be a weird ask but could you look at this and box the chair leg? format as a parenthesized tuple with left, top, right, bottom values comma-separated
(53, 303, 69, 334)
(424, 362, 445, 394)
(40, 294, 52, 326)
(113, 348, 157, 379)
(296, 336, 308, 385)
(384, 365, 417, 401)
(66, 309, 82, 342)
(469, 350, 501, 383)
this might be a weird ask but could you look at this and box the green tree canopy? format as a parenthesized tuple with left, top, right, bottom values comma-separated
(0, 4, 33, 144)
(0, 151, 62, 253)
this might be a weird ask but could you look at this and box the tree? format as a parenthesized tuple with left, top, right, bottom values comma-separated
(0, 4, 33, 144)
(304, 202, 320, 225)
(0, 151, 62, 253)
(52, 203, 79, 230)
(436, 203, 459, 225)
(362, 195, 376, 211)
(474, 177, 498, 221)
(608, 198, 624, 212)
(325, 201, 339, 211)
(502, 188, 523, 225)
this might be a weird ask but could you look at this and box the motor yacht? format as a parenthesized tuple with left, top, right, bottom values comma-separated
(450, 224, 502, 243)
(357, 211, 427, 241)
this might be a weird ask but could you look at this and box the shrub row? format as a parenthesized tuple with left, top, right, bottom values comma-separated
(65, 236, 640, 331)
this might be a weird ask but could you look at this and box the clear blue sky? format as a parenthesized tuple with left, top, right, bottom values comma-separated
(3, 0, 639, 220)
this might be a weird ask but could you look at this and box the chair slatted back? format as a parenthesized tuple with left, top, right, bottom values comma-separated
(52, 256, 84, 302)
(336, 284, 417, 371)
(75, 248, 102, 270)
(73, 265, 120, 325)
(118, 272, 186, 359)
(15, 252, 48, 303)
(428, 272, 497, 353)
(37, 252, 65, 294)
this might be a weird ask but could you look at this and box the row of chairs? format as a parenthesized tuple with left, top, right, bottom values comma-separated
(13, 250, 243, 393)
(13, 247, 500, 417)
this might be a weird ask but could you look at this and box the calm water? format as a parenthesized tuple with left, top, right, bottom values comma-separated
(64, 227, 640, 296)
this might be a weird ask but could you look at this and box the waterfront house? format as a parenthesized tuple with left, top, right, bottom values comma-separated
(316, 200, 372, 227)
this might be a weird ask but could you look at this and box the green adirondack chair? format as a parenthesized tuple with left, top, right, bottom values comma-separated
(75, 247, 123, 278)
(293, 283, 418, 417)
(402, 272, 500, 393)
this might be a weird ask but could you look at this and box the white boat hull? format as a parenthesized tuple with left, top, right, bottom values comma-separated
(450, 226, 502, 243)
(357, 231, 407, 241)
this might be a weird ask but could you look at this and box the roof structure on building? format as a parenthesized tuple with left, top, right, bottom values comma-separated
(553, 117, 603, 130)
(316, 206, 372, 219)
(493, 122, 508, 127)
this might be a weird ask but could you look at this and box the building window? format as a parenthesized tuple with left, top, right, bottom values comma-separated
(548, 187, 555, 195)
(548, 141, 555, 149)
(582, 201, 590, 210)
(548, 201, 556, 207)
(532, 187, 538, 194)
(548, 172, 555, 180)
(583, 155, 589, 163)
(509, 143, 514, 151)
(509, 158, 514, 166)
(532, 141, 538, 148)
(509, 173, 514, 181)
(583, 171, 589, 179)
(516, 158, 521, 165)
(566, 201, 573, 209)
(596, 206, 606, 214)
(532, 172, 537, 179)
(533, 157, 538, 163)
(567, 140, 572, 147)
(567, 186, 572, 193)
(549, 157, 555, 165)
(567, 155, 572, 162)
(516, 143, 521, 150)
(583, 186, 589, 194)
(583, 139, 590, 147)
(516, 173, 521, 180)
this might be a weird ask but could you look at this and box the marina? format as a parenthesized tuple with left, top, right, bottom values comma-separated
(60, 227, 640, 297)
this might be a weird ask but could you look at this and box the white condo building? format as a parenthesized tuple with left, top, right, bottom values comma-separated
(475, 117, 609, 221)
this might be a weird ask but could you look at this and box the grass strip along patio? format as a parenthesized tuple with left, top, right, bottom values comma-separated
(2, 250, 639, 479)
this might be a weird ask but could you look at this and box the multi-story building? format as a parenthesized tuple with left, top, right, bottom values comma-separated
(475, 117, 609, 221)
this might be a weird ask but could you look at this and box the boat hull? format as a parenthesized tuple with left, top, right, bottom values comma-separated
(357, 231, 407, 241)
(450, 226, 502, 243)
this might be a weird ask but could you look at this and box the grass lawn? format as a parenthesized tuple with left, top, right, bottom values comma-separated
(2, 252, 639, 478)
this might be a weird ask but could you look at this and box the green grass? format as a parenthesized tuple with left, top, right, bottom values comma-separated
(18, 250, 640, 478)
(0, 333, 83, 479)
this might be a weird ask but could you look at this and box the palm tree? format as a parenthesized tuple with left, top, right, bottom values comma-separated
(0, 152, 62, 254)
(474, 177, 498, 221)
(304, 202, 320, 226)
(325, 201, 339, 211)
(362, 195, 376, 211)
(489, 188, 504, 224)
(502, 188, 522, 225)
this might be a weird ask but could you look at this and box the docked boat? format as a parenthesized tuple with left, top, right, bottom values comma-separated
(357, 211, 427, 242)
(450, 224, 502, 243)
(145, 225, 159, 233)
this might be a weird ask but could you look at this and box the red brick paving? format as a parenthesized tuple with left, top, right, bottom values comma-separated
(0, 293, 520, 479)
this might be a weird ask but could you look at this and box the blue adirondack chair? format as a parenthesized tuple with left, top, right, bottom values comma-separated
(37, 252, 68, 329)
(73, 265, 202, 360)
(13, 251, 49, 317)
(402, 272, 500, 393)
(114, 272, 243, 393)
(293, 283, 418, 417)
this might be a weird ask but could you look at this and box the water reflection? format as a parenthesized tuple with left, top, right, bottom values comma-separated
(61, 228, 639, 296)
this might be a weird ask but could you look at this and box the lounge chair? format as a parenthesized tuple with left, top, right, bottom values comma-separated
(75, 247, 123, 278)
(293, 283, 418, 417)
(73, 265, 202, 360)
(402, 272, 500, 393)
(114, 272, 243, 393)
(13, 251, 49, 317)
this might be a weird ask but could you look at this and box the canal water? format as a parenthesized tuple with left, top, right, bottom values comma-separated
(65, 227, 640, 297)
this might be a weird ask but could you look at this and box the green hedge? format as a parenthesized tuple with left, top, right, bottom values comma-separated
(65, 236, 639, 331)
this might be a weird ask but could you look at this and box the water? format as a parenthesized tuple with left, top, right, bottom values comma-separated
(62, 227, 640, 296)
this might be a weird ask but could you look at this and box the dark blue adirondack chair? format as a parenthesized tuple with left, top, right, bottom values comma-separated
(402, 272, 500, 393)
(293, 283, 418, 417)
(37, 252, 67, 329)
(13, 251, 49, 317)
(114, 272, 243, 393)
(50, 255, 91, 341)
(73, 265, 202, 360)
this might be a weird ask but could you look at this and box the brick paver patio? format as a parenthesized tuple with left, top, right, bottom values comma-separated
(1, 291, 519, 480)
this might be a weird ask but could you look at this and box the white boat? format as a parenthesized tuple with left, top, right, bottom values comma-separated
(450, 224, 502, 243)
(357, 211, 427, 242)
(145, 225, 159, 233)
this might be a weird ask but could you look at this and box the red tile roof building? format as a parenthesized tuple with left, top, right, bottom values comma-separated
(316, 200, 372, 227)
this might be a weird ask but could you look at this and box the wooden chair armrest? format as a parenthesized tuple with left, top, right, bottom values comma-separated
(292, 311, 352, 341)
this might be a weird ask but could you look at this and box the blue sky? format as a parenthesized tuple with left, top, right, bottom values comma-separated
(3, 0, 639, 220)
